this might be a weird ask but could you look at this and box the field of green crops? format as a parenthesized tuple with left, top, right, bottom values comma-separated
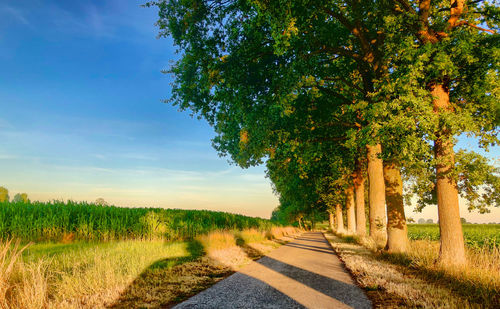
(408, 224, 500, 250)
(0, 200, 273, 242)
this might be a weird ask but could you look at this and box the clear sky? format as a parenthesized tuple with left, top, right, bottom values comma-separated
(0, 0, 277, 218)
(0, 1, 498, 222)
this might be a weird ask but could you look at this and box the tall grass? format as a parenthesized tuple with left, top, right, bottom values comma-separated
(0, 201, 274, 242)
(0, 226, 301, 308)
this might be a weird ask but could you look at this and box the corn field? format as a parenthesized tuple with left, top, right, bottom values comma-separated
(0, 201, 274, 242)
(408, 224, 500, 250)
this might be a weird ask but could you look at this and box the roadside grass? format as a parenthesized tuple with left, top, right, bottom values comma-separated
(325, 232, 500, 308)
(265, 226, 298, 240)
(1, 228, 301, 308)
(196, 231, 237, 252)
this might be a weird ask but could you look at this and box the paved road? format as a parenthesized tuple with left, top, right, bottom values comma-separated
(174, 232, 371, 309)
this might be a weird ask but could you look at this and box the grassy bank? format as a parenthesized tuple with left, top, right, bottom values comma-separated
(325, 232, 500, 308)
(0, 201, 273, 242)
(1, 227, 299, 308)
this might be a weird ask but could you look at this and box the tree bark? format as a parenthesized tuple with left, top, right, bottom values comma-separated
(432, 84, 466, 266)
(353, 167, 367, 236)
(329, 211, 335, 232)
(335, 204, 345, 234)
(366, 144, 387, 248)
(383, 162, 409, 253)
(346, 186, 356, 234)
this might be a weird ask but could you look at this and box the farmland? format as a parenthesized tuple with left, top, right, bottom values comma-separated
(0, 200, 299, 308)
(408, 224, 500, 250)
(0, 200, 273, 242)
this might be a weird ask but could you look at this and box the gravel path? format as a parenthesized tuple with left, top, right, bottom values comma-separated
(174, 232, 372, 309)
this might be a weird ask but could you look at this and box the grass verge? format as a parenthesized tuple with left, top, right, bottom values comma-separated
(324, 232, 500, 308)
(1, 227, 301, 308)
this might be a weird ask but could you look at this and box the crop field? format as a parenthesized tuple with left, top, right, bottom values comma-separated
(0, 200, 274, 242)
(408, 224, 500, 250)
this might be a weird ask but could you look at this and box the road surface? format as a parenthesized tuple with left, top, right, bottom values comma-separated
(174, 232, 371, 309)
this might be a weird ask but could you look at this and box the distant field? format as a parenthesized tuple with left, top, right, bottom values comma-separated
(408, 224, 500, 249)
(0, 201, 274, 242)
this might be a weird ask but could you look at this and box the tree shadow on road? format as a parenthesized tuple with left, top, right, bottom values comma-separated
(255, 255, 370, 308)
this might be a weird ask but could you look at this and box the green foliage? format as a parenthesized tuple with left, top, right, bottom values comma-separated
(0, 187, 9, 202)
(0, 200, 274, 242)
(408, 224, 500, 250)
(147, 0, 499, 229)
(12, 193, 29, 203)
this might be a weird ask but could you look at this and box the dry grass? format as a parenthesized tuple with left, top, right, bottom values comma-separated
(381, 240, 500, 306)
(0, 239, 49, 309)
(236, 228, 266, 244)
(265, 226, 299, 240)
(325, 233, 500, 308)
(0, 227, 300, 308)
(196, 230, 237, 252)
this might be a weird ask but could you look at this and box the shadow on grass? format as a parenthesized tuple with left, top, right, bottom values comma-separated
(376, 251, 499, 307)
(234, 235, 266, 260)
(110, 236, 291, 308)
(108, 240, 232, 309)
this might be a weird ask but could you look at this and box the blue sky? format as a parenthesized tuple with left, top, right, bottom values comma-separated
(0, 0, 277, 218)
(0, 1, 498, 222)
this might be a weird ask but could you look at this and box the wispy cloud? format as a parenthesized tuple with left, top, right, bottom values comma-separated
(1, 5, 29, 25)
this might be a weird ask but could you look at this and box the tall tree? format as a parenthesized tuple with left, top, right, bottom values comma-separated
(389, 0, 499, 265)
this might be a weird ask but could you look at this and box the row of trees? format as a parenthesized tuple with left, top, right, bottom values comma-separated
(0, 187, 29, 203)
(0, 187, 109, 206)
(150, 0, 499, 266)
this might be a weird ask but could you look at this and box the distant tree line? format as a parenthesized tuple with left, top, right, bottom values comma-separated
(0, 186, 29, 203)
(0, 186, 110, 206)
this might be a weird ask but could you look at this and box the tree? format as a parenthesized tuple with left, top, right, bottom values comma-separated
(460, 218, 468, 224)
(407, 217, 415, 223)
(149, 0, 498, 262)
(426, 219, 434, 224)
(418, 218, 426, 224)
(389, 0, 499, 266)
(12, 193, 29, 203)
(0, 187, 9, 202)
(95, 198, 108, 206)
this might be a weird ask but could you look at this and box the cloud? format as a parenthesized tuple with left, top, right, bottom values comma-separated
(1, 5, 29, 25)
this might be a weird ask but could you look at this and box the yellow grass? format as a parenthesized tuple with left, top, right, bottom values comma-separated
(0, 227, 300, 308)
(325, 233, 500, 308)
(265, 226, 299, 240)
(196, 231, 237, 252)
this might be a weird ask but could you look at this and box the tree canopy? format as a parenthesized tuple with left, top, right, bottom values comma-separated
(149, 0, 499, 266)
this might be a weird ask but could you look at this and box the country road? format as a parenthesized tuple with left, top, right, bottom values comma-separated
(174, 232, 371, 309)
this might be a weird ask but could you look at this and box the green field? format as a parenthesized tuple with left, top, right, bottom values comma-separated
(0, 200, 274, 242)
(408, 224, 500, 250)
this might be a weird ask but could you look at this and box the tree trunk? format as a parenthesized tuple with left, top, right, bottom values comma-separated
(353, 167, 367, 236)
(335, 204, 345, 234)
(432, 84, 466, 266)
(346, 186, 356, 234)
(298, 217, 303, 230)
(383, 162, 408, 253)
(366, 144, 387, 248)
(329, 211, 335, 232)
